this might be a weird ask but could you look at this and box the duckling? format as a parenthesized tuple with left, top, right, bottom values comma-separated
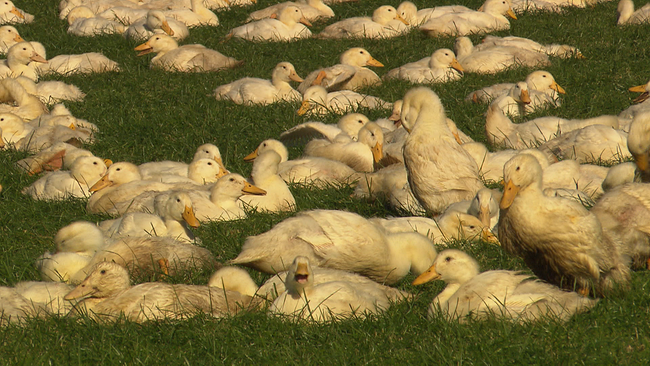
(138, 143, 225, 179)
(401, 87, 483, 215)
(537, 125, 630, 163)
(445, 187, 502, 230)
(124, 10, 189, 41)
(617, 0, 650, 25)
(14, 76, 85, 103)
(239, 149, 296, 212)
(135, 34, 242, 72)
(213, 62, 303, 105)
(0, 77, 48, 121)
(64, 262, 253, 322)
(318, 5, 409, 39)
(0, 111, 33, 146)
(226, 5, 312, 42)
(142, 158, 227, 185)
(269, 257, 397, 322)
(246, 0, 334, 23)
(396, 1, 473, 26)
(0, 0, 33, 24)
(22, 155, 108, 200)
(0, 25, 22, 54)
(420, 0, 516, 37)
(498, 154, 630, 296)
(245, 139, 360, 188)
(231, 209, 437, 284)
(297, 85, 392, 116)
(100, 191, 200, 243)
(67, 5, 126, 36)
(0, 282, 73, 324)
(303, 122, 384, 172)
(15, 142, 95, 175)
(383, 48, 464, 84)
(280, 113, 370, 144)
(412, 249, 598, 322)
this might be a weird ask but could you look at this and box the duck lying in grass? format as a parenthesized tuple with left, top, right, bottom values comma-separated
(297, 85, 392, 116)
(420, 0, 516, 37)
(135, 34, 242, 72)
(124, 10, 189, 41)
(0, 0, 33, 24)
(231, 209, 437, 284)
(317, 5, 409, 40)
(225, 5, 312, 42)
(246, 0, 334, 23)
(412, 249, 598, 322)
(22, 155, 108, 200)
(213, 62, 303, 105)
(383, 48, 464, 84)
(298, 48, 383, 93)
(64, 262, 254, 323)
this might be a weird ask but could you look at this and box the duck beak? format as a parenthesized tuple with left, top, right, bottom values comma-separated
(297, 101, 311, 116)
(161, 21, 174, 36)
(289, 71, 304, 83)
(396, 13, 409, 25)
(183, 205, 200, 228)
(216, 165, 228, 178)
(312, 70, 327, 86)
(242, 182, 267, 195)
(89, 174, 112, 192)
(519, 89, 531, 104)
(10, 7, 24, 19)
(551, 82, 566, 94)
(478, 205, 491, 227)
(412, 264, 440, 285)
(452, 131, 463, 145)
(575, 51, 585, 59)
(506, 8, 517, 19)
(450, 58, 464, 74)
(13, 34, 23, 42)
(481, 228, 499, 244)
(134, 42, 154, 56)
(64, 280, 96, 301)
(499, 179, 520, 209)
(366, 57, 384, 67)
(634, 152, 649, 174)
(30, 52, 47, 63)
(299, 17, 312, 27)
(243, 148, 259, 162)
(372, 142, 383, 163)
(104, 159, 113, 167)
(629, 84, 648, 93)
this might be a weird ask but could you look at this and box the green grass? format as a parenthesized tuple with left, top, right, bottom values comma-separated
(1, 0, 650, 364)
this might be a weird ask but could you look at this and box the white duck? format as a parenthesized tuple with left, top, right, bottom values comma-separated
(477, 35, 583, 59)
(318, 5, 409, 39)
(420, 0, 516, 37)
(124, 10, 189, 41)
(231, 209, 437, 284)
(36, 52, 120, 75)
(617, 0, 650, 25)
(213, 62, 303, 105)
(298, 47, 383, 93)
(67, 5, 126, 36)
(0, 41, 46, 81)
(537, 124, 630, 163)
(396, 1, 473, 26)
(485, 104, 621, 150)
(191, 173, 267, 222)
(498, 154, 631, 296)
(412, 249, 598, 322)
(64, 262, 253, 322)
(269, 256, 395, 322)
(100, 191, 200, 243)
(164, 0, 219, 27)
(138, 143, 225, 179)
(303, 122, 384, 172)
(453, 36, 548, 75)
(0, 0, 33, 24)
(246, 0, 334, 23)
(226, 5, 312, 42)
(384, 48, 464, 84)
(239, 149, 296, 212)
(245, 139, 360, 188)
(280, 113, 370, 144)
(401, 87, 483, 215)
(297, 85, 392, 116)
(22, 155, 108, 200)
(467, 70, 565, 104)
(135, 34, 242, 72)
(14, 76, 86, 103)
(0, 25, 22, 53)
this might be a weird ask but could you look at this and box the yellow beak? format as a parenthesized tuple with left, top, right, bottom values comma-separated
(412, 264, 440, 285)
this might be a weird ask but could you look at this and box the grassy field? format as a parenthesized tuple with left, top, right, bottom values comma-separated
(1, 0, 650, 363)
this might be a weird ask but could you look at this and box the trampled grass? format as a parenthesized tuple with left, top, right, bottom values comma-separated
(1, 0, 650, 364)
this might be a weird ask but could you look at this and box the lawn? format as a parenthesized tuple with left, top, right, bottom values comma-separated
(1, 0, 650, 364)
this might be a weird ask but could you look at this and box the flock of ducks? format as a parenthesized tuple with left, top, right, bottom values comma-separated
(1, 0, 650, 326)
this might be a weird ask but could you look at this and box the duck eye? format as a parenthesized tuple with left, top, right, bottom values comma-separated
(100, 270, 106, 274)
(516, 166, 520, 171)
(445, 257, 452, 262)
(177, 199, 181, 203)
(208, 162, 212, 165)
(93, 162, 98, 165)
(229, 178, 235, 182)
(469, 225, 475, 229)
(116, 168, 121, 171)
(263, 143, 267, 147)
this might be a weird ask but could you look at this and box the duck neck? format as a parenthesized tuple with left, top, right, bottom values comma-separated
(617, 0, 633, 25)
(433, 282, 463, 308)
(485, 106, 515, 144)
